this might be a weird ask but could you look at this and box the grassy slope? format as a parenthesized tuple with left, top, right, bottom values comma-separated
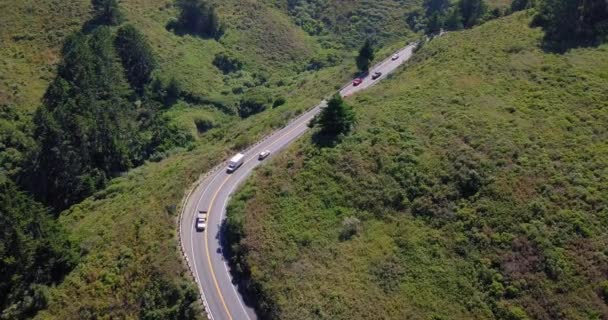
(227, 12, 608, 320)
(0, 0, 89, 113)
(28, 0, 421, 318)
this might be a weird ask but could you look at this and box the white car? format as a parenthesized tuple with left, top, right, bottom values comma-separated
(391, 54, 399, 61)
(258, 150, 271, 160)
(196, 211, 207, 232)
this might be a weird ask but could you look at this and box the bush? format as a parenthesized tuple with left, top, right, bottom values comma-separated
(339, 216, 361, 240)
(194, 117, 214, 134)
(213, 52, 243, 74)
(238, 90, 272, 118)
(171, 0, 224, 39)
(272, 97, 286, 108)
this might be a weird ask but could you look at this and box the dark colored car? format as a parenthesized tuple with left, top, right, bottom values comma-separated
(372, 71, 382, 80)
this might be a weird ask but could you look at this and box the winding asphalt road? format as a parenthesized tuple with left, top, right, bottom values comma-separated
(180, 43, 417, 320)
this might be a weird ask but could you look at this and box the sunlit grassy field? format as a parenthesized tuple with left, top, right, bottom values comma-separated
(227, 11, 608, 319)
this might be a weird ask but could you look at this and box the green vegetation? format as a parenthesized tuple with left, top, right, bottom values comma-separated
(22, 24, 179, 211)
(91, 0, 124, 26)
(0, 179, 78, 319)
(115, 25, 157, 93)
(226, 12, 608, 319)
(356, 39, 375, 73)
(169, 0, 223, 39)
(410, 0, 490, 33)
(313, 94, 355, 138)
(275, 0, 419, 47)
(1, 0, 428, 318)
(533, 0, 608, 51)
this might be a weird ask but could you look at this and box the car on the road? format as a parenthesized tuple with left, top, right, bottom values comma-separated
(195, 211, 207, 232)
(258, 150, 271, 160)
(352, 78, 363, 86)
(372, 71, 382, 80)
(391, 54, 399, 60)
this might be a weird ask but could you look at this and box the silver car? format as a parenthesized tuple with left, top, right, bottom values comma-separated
(258, 150, 271, 160)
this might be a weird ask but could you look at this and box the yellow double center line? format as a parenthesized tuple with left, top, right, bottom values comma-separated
(203, 117, 312, 320)
(200, 44, 412, 319)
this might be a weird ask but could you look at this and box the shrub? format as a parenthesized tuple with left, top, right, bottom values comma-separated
(213, 52, 243, 74)
(171, 0, 224, 39)
(272, 97, 286, 108)
(339, 216, 361, 240)
(238, 90, 272, 118)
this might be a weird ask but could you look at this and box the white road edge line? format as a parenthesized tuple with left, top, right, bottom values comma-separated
(181, 42, 422, 320)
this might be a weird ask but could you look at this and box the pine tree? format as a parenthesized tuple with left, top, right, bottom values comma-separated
(115, 25, 157, 93)
(459, 0, 487, 28)
(534, 0, 608, 49)
(318, 94, 356, 136)
(175, 0, 223, 38)
(356, 39, 375, 73)
(92, 0, 124, 26)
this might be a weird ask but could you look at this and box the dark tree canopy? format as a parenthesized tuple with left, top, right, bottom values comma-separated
(459, 0, 487, 28)
(115, 25, 157, 93)
(424, 0, 450, 16)
(23, 25, 195, 210)
(534, 0, 608, 51)
(510, 0, 532, 12)
(0, 179, 78, 318)
(173, 0, 224, 39)
(92, 0, 124, 26)
(317, 94, 356, 136)
(356, 39, 375, 73)
(26, 28, 136, 209)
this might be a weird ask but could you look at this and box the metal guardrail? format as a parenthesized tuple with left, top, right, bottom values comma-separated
(175, 42, 419, 320)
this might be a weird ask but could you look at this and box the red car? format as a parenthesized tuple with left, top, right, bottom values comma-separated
(352, 78, 363, 86)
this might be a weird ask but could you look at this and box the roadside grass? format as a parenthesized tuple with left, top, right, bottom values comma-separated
(226, 11, 608, 320)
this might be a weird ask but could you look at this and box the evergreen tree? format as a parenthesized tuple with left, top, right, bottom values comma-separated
(534, 0, 608, 49)
(510, 0, 532, 12)
(356, 39, 375, 73)
(444, 7, 464, 30)
(317, 94, 355, 136)
(26, 27, 136, 209)
(424, 0, 450, 16)
(175, 0, 223, 39)
(115, 25, 157, 93)
(459, 0, 487, 28)
(426, 12, 444, 34)
(92, 0, 124, 26)
(0, 179, 78, 318)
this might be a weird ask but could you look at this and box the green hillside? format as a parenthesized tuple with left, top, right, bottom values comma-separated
(0, 0, 427, 318)
(226, 11, 608, 320)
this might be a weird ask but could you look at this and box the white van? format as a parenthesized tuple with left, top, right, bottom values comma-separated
(227, 153, 245, 173)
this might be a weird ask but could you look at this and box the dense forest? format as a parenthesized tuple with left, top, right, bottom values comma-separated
(0, 179, 78, 319)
